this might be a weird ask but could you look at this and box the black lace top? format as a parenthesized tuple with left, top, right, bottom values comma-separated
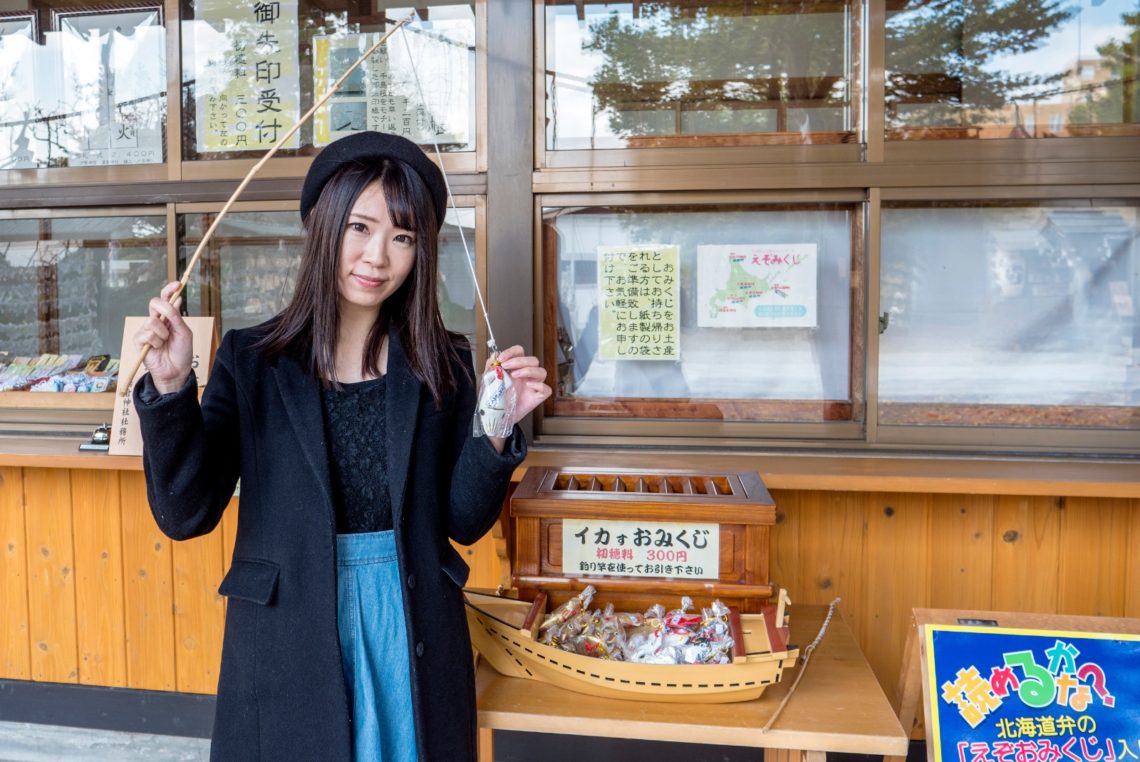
(320, 376, 392, 534)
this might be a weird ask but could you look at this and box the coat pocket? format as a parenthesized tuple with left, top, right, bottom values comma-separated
(218, 558, 280, 605)
(441, 545, 470, 588)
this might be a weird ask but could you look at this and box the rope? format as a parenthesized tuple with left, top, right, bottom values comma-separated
(399, 22, 499, 356)
(760, 597, 841, 733)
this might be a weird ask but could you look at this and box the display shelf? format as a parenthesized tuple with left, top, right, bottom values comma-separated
(0, 391, 117, 411)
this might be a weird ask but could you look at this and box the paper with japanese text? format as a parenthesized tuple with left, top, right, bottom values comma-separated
(697, 243, 818, 328)
(562, 519, 718, 580)
(109, 317, 215, 456)
(597, 244, 680, 361)
(191, 0, 300, 152)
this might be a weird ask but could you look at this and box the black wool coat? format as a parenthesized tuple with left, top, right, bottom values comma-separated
(134, 321, 525, 761)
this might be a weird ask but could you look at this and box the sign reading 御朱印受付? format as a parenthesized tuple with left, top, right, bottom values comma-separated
(926, 625, 1140, 762)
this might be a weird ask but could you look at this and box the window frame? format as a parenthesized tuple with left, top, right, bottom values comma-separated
(533, 189, 868, 445)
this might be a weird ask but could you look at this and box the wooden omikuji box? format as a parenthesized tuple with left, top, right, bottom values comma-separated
(507, 466, 778, 614)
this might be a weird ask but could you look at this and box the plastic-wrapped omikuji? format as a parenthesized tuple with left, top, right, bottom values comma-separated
(464, 467, 799, 703)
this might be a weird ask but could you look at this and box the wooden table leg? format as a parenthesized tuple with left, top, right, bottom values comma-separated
(887, 617, 923, 762)
(478, 728, 494, 762)
(765, 749, 825, 762)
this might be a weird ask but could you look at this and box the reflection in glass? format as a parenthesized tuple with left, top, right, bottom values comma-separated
(545, 204, 854, 422)
(886, 0, 1140, 139)
(181, 2, 475, 159)
(438, 207, 477, 346)
(181, 211, 304, 333)
(545, 1, 854, 150)
(0, 215, 167, 357)
(179, 206, 476, 340)
(879, 202, 1140, 428)
(0, 4, 165, 168)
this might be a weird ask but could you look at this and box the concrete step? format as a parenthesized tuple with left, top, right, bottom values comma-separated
(0, 721, 209, 762)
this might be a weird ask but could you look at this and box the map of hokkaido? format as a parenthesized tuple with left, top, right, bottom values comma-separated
(697, 244, 818, 328)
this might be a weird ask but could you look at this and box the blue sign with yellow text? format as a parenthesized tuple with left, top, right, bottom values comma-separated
(927, 625, 1140, 762)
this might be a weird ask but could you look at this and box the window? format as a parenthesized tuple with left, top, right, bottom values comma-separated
(179, 202, 479, 340)
(180, 1, 476, 160)
(543, 201, 859, 423)
(885, 0, 1140, 140)
(879, 201, 1139, 430)
(0, 3, 165, 168)
(544, 0, 856, 150)
(0, 212, 167, 363)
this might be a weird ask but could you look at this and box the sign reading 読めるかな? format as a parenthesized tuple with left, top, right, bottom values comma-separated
(597, 244, 680, 361)
(926, 625, 1140, 762)
(193, 0, 300, 152)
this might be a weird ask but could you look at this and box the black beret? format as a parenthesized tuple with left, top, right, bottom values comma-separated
(300, 131, 447, 229)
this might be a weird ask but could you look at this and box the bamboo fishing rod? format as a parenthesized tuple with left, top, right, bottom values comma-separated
(121, 10, 416, 395)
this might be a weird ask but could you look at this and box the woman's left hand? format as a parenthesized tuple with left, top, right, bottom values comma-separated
(488, 345, 552, 425)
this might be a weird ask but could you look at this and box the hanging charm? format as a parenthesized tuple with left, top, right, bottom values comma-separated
(473, 349, 519, 439)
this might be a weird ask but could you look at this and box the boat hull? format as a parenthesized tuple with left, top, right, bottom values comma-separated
(465, 591, 799, 703)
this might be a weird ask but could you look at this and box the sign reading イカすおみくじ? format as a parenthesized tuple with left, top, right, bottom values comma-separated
(926, 625, 1140, 762)
(562, 519, 719, 580)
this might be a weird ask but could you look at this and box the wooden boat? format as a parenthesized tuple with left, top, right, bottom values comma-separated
(465, 588, 799, 703)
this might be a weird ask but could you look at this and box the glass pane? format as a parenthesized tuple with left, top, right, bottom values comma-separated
(179, 206, 477, 339)
(181, 1, 475, 159)
(0, 214, 167, 389)
(545, 204, 855, 422)
(879, 202, 1140, 429)
(438, 207, 477, 345)
(0, 4, 165, 168)
(180, 211, 304, 333)
(545, 1, 854, 150)
(886, 0, 1140, 140)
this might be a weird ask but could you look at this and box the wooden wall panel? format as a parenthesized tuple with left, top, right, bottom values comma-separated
(768, 490, 802, 601)
(1127, 499, 1140, 619)
(120, 471, 176, 691)
(172, 529, 226, 695)
(457, 530, 503, 590)
(70, 470, 127, 686)
(928, 494, 994, 610)
(221, 497, 239, 574)
(990, 495, 1062, 613)
(1058, 497, 1131, 618)
(22, 468, 78, 683)
(4, 467, 1140, 708)
(862, 492, 930, 707)
(792, 491, 866, 642)
(0, 466, 30, 679)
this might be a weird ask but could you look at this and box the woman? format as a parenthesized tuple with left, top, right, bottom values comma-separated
(133, 131, 550, 761)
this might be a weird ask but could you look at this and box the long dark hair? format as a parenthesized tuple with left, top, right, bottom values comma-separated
(258, 157, 464, 406)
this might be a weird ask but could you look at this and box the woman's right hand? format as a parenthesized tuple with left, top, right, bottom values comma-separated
(134, 281, 193, 395)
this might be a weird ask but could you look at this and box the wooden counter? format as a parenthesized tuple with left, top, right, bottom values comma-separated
(3, 437, 1138, 496)
(476, 603, 908, 757)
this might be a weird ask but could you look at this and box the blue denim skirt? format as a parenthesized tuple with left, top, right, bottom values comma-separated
(336, 530, 418, 762)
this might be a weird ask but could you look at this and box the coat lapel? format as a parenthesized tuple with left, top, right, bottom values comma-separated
(272, 353, 335, 520)
(385, 325, 421, 524)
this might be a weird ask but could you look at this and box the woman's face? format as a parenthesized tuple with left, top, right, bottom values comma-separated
(337, 180, 417, 318)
